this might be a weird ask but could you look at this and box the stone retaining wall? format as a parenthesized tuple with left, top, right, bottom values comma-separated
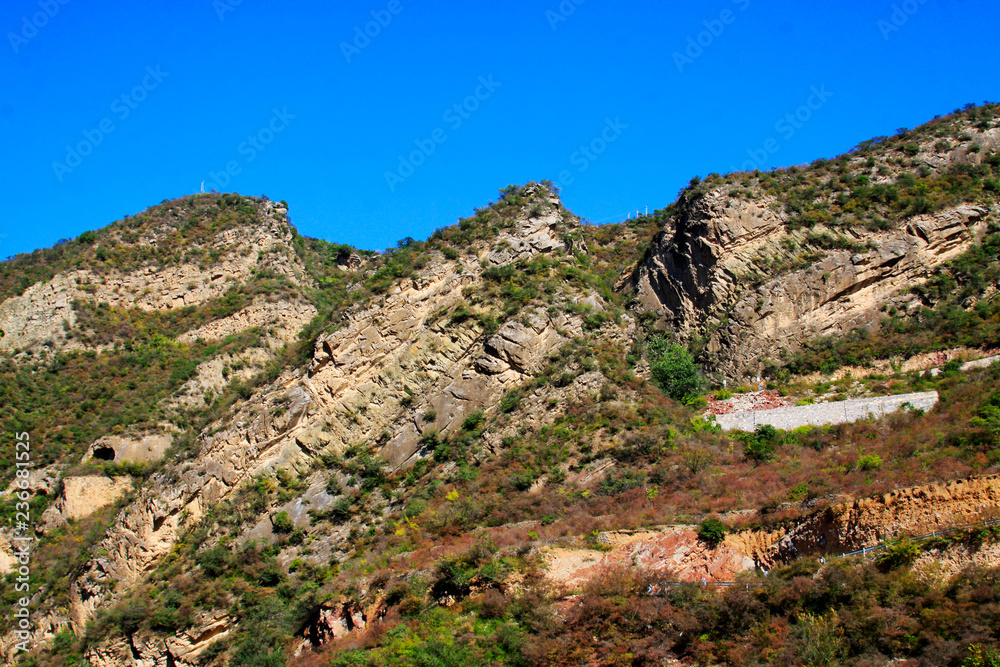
(715, 391, 939, 431)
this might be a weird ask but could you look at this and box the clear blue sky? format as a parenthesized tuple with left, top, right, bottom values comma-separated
(1, 0, 997, 257)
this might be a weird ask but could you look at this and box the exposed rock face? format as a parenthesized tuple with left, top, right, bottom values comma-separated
(630, 188, 989, 379)
(1, 192, 595, 662)
(0, 273, 79, 352)
(175, 299, 316, 345)
(543, 529, 754, 587)
(84, 434, 174, 465)
(2, 464, 63, 498)
(0, 199, 314, 356)
(58, 476, 133, 521)
(299, 601, 368, 650)
(546, 475, 1000, 588)
(38, 476, 133, 534)
(0, 533, 17, 576)
(912, 536, 1000, 579)
(729, 474, 1000, 567)
(84, 611, 233, 667)
(486, 186, 570, 266)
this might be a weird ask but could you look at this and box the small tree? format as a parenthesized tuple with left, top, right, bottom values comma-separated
(698, 517, 728, 547)
(743, 424, 780, 463)
(272, 511, 294, 534)
(649, 337, 702, 402)
(877, 537, 921, 570)
(856, 454, 883, 471)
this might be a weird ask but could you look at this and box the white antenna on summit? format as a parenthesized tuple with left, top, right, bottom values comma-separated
(200, 181, 205, 193)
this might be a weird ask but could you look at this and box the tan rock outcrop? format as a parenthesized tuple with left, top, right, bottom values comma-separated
(630, 186, 989, 379)
(544, 528, 754, 588)
(0, 272, 78, 352)
(59, 476, 133, 521)
(175, 299, 316, 345)
(84, 435, 173, 465)
(729, 474, 1000, 568)
(1, 192, 597, 662)
(85, 611, 233, 667)
(0, 201, 311, 356)
(0, 533, 18, 576)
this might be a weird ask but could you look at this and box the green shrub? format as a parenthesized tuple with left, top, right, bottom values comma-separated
(697, 517, 728, 546)
(876, 537, 921, 569)
(463, 410, 485, 431)
(856, 454, 883, 471)
(741, 424, 780, 463)
(795, 612, 846, 666)
(272, 511, 294, 534)
(196, 545, 233, 577)
(744, 439, 775, 463)
(648, 337, 702, 402)
(972, 391, 1000, 444)
(964, 644, 1000, 667)
(499, 390, 522, 414)
(310, 496, 354, 524)
(599, 469, 647, 496)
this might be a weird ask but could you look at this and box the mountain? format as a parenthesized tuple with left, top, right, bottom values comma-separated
(2, 105, 1000, 666)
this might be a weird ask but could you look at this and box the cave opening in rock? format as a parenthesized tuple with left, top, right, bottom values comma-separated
(92, 446, 116, 461)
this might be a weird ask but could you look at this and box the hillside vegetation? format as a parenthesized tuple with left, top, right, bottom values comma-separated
(3, 105, 1000, 667)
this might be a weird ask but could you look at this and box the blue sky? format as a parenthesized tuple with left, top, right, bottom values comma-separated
(1, 0, 997, 257)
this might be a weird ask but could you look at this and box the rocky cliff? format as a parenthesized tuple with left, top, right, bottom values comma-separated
(5, 106, 1000, 667)
(0, 183, 630, 664)
(729, 474, 1000, 568)
(630, 121, 1000, 380)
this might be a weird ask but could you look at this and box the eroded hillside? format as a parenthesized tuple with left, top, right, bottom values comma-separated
(629, 108, 1000, 380)
(3, 106, 1000, 667)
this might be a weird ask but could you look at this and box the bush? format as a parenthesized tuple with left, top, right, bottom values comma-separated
(741, 424, 780, 463)
(877, 537, 921, 569)
(648, 337, 702, 402)
(972, 391, 1000, 444)
(599, 469, 647, 496)
(698, 518, 728, 546)
(745, 439, 775, 463)
(499, 390, 522, 414)
(856, 454, 883, 471)
(463, 410, 485, 431)
(310, 496, 354, 524)
(964, 644, 1000, 667)
(272, 511, 294, 533)
(196, 545, 233, 577)
(795, 612, 846, 666)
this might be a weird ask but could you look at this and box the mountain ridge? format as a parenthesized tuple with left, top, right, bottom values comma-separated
(3, 104, 1000, 666)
